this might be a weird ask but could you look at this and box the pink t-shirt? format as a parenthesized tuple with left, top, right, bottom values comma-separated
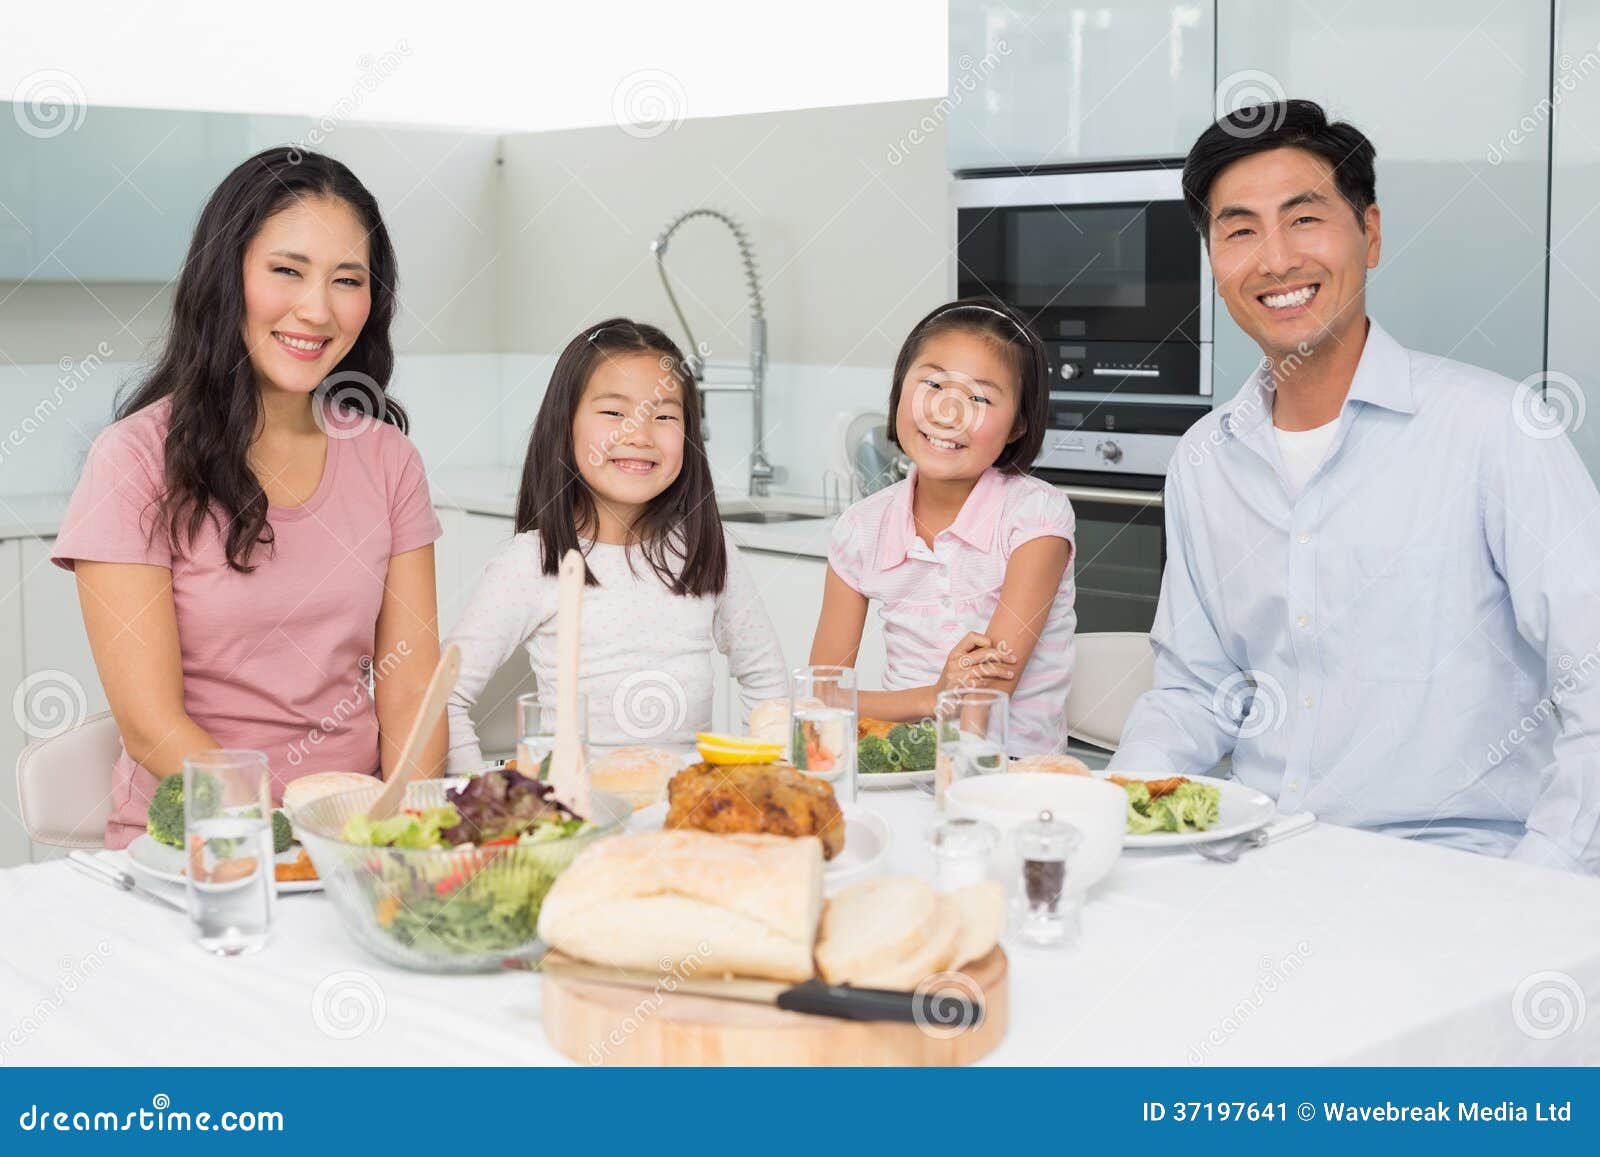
(52, 396, 442, 849)
(828, 466, 1077, 754)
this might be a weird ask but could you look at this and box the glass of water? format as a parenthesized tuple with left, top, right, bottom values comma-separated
(183, 749, 274, 956)
(934, 689, 1009, 809)
(516, 692, 587, 780)
(790, 665, 857, 806)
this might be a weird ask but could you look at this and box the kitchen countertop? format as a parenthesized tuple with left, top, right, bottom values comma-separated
(0, 473, 840, 559)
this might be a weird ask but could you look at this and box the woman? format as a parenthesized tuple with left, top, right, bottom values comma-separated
(52, 147, 445, 849)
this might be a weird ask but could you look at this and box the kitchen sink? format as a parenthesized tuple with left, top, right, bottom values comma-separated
(721, 511, 825, 524)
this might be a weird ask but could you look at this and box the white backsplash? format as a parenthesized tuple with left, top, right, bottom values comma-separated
(0, 354, 892, 505)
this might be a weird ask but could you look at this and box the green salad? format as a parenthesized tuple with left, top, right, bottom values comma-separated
(1118, 777, 1221, 835)
(335, 767, 595, 958)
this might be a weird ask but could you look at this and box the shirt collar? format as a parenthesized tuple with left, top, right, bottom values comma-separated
(1218, 316, 1414, 444)
(874, 465, 1006, 570)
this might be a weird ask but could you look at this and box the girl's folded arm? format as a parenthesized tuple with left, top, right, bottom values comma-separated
(713, 540, 790, 726)
(809, 564, 931, 722)
(443, 536, 549, 773)
(981, 534, 1073, 681)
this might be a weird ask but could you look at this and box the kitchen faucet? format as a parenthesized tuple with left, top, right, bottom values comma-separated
(650, 208, 778, 497)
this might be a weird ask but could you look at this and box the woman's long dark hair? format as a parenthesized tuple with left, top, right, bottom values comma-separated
(117, 146, 406, 571)
(514, 318, 726, 597)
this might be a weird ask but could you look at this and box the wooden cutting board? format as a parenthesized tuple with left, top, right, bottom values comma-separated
(542, 948, 1008, 1066)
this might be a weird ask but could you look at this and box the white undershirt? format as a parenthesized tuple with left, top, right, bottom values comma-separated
(1274, 416, 1342, 491)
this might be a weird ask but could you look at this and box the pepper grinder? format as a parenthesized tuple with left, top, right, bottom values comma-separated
(1012, 808, 1083, 946)
(927, 817, 999, 892)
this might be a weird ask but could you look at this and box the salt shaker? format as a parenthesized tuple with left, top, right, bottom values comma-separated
(927, 817, 999, 892)
(1012, 809, 1083, 946)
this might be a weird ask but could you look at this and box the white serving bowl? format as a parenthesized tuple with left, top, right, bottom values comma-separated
(945, 771, 1126, 896)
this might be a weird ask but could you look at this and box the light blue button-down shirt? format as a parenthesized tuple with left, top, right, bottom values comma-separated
(1108, 318, 1600, 873)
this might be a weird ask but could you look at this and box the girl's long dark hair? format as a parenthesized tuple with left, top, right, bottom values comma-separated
(514, 318, 726, 597)
(117, 146, 406, 571)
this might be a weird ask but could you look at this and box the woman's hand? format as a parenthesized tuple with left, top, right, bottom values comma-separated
(934, 632, 1019, 696)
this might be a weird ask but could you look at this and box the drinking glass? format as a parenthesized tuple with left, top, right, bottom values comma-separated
(790, 666, 858, 806)
(183, 749, 275, 956)
(933, 688, 1009, 808)
(516, 692, 587, 779)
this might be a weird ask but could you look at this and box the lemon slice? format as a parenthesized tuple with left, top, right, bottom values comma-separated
(698, 745, 783, 766)
(694, 732, 783, 752)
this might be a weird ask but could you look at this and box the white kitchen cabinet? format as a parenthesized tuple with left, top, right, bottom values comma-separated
(0, 541, 28, 868)
(947, 1, 1217, 171)
(1211, 1, 1551, 394)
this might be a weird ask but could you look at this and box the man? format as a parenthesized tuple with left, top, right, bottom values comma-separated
(1108, 99, 1600, 873)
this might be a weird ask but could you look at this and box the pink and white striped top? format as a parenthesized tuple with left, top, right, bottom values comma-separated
(828, 466, 1077, 754)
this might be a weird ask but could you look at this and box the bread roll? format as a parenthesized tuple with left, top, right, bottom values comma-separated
(588, 746, 680, 811)
(815, 875, 1006, 988)
(747, 698, 792, 745)
(537, 830, 824, 982)
(280, 771, 380, 818)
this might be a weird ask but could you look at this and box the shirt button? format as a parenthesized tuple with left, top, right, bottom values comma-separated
(1296, 614, 1310, 628)
(1297, 533, 1311, 545)
(1302, 695, 1315, 708)
(1287, 780, 1301, 792)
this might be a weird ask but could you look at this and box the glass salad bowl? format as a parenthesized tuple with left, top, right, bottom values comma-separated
(295, 777, 628, 973)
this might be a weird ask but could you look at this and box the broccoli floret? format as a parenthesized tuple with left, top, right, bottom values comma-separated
(888, 721, 938, 772)
(857, 734, 899, 775)
(272, 809, 294, 855)
(146, 772, 219, 848)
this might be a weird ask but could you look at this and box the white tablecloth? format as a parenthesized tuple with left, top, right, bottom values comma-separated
(3, 790, 1598, 1066)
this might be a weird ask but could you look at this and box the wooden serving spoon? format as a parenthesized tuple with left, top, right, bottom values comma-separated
(367, 642, 462, 821)
(546, 549, 591, 817)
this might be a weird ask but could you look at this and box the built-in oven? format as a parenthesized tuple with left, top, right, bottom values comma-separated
(954, 163, 1212, 399)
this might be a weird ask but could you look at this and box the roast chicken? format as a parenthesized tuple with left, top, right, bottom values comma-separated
(665, 761, 846, 860)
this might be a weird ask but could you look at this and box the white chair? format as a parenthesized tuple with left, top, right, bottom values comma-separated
(1064, 632, 1156, 752)
(16, 711, 121, 848)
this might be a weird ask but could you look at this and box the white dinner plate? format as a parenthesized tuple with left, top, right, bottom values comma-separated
(125, 834, 323, 894)
(630, 801, 891, 890)
(1107, 772, 1278, 848)
(858, 767, 933, 790)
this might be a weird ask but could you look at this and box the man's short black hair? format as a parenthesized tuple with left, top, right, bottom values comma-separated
(1182, 99, 1377, 240)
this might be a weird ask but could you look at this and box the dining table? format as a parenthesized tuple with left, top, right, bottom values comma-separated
(3, 785, 1598, 1066)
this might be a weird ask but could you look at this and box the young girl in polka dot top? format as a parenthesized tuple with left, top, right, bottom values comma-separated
(445, 318, 787, 768)
(810, 298, 1078, 755)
